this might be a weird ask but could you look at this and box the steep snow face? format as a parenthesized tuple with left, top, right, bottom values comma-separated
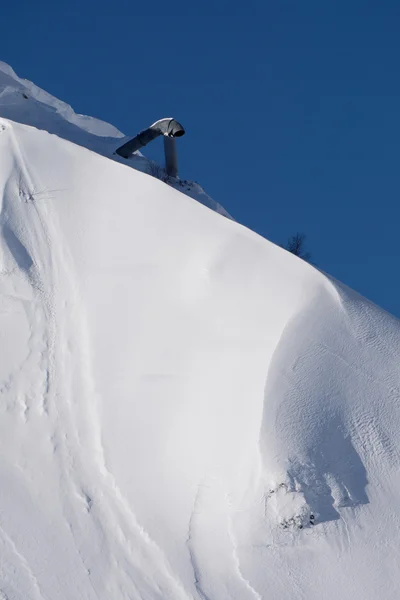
(0, 75, 400, 599)
(0, 62, 230, 219)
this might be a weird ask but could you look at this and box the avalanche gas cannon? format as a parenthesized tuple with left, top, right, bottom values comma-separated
(115, 118, 185, 178)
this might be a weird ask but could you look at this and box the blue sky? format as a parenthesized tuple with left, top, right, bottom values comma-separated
(2, 1, 400, 315)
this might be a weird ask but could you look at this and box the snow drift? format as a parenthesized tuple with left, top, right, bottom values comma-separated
(0, 62, 400, 600)
(0, 62, 229, 219)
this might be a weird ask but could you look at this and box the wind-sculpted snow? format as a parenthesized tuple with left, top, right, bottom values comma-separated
(0, 73, 399, 599)
(0, 62, 230, 219)
(0, 60, 124, 139)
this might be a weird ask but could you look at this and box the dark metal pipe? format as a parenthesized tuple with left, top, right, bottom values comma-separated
(115, 118, 185, 160)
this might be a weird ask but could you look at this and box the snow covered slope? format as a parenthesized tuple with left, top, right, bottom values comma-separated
(0, 62, 229, 218)
(0, 66, 400, 600)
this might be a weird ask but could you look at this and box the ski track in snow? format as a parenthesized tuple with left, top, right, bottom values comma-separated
(187, 479, 261, 600)
(0, 523, 45, 600)
(0, 121, 193, 600)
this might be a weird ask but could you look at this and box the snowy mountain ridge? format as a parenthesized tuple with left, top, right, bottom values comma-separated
(0, 61, 230, 218)
(0, 60, 124, 138)
(0, 62, 399, 599)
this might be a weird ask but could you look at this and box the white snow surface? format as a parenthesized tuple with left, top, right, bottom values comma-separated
(0, 62, 230, 219)
(0, 63, 399, 599)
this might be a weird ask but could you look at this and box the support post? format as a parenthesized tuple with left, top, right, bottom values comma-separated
(164, 136, 178, 178)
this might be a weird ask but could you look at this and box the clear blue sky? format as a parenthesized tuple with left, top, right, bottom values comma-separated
(2, 1, 400, 315)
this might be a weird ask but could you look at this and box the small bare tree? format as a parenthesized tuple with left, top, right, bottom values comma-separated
(284, 232, 312, 263)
